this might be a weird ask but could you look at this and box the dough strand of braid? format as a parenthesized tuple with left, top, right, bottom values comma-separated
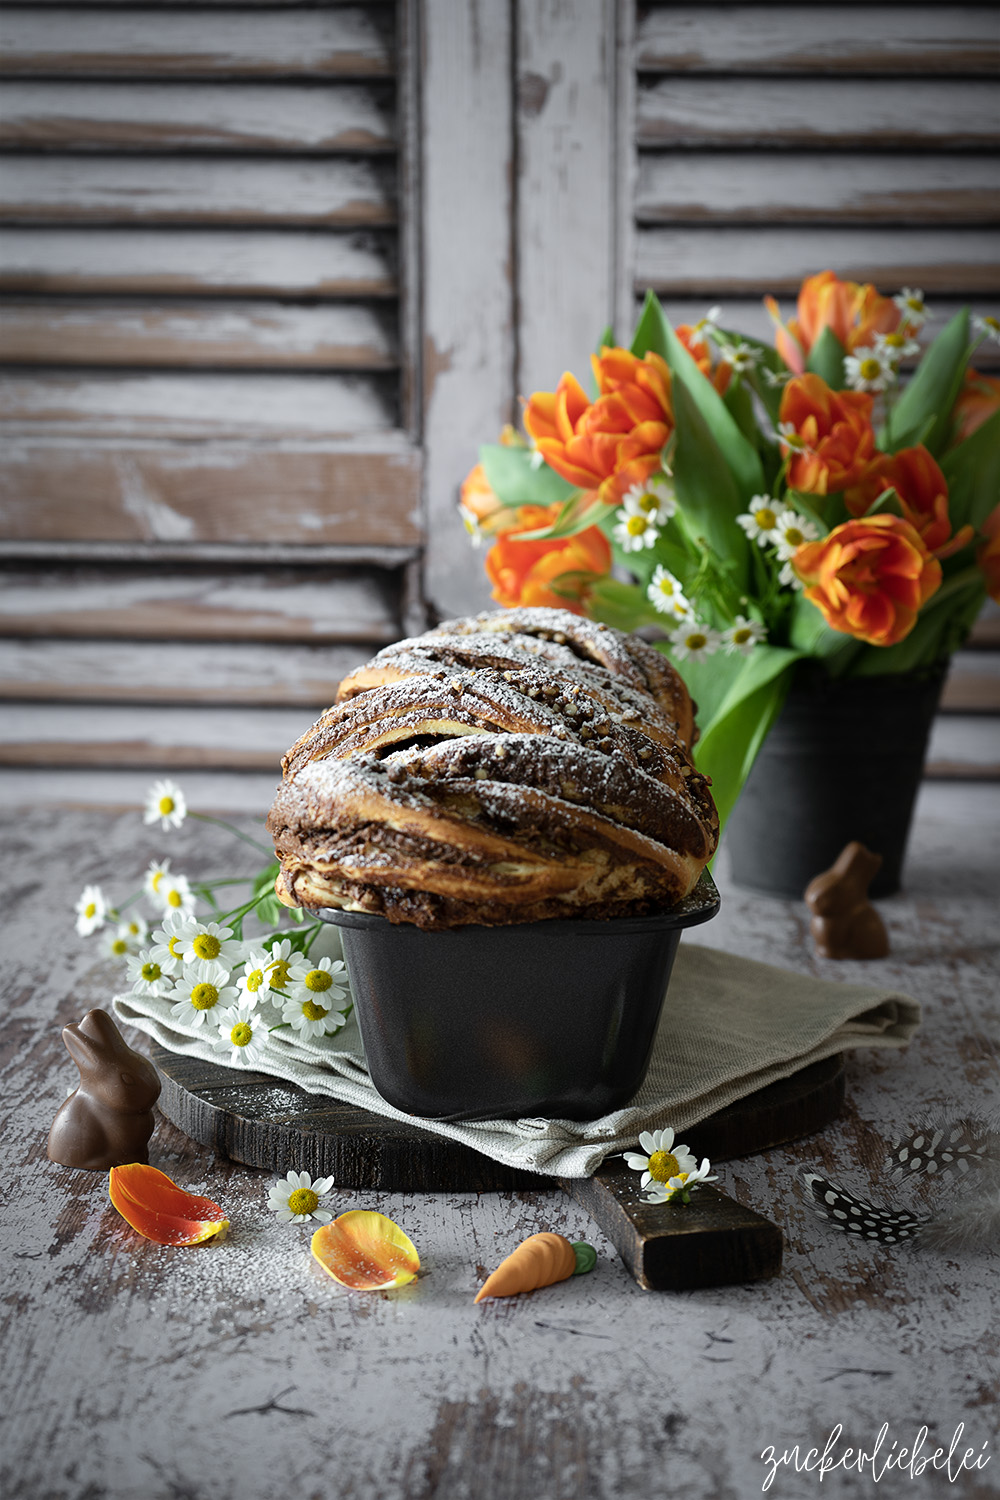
(267, 607, 718, 929)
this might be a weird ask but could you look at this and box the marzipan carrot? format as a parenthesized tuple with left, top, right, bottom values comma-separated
(474, 1231, 595, 1302)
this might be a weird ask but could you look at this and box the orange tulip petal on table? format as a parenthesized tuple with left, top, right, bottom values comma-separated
(108, 1163, 229, 1246)
(311, 1210, 420, 1291)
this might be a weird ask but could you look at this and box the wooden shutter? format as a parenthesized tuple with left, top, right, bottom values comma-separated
(0, 0, 423, 798)
(624, 2, 1000, 779)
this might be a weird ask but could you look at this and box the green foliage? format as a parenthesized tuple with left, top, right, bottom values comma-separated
(671, 380, 751, 594)
(805, 326, 846, 389)
(941, 409, 1000, 534)
(883, 309, 970, 456)
(479, 443, 576, 509)
(252, 862, 295, 930)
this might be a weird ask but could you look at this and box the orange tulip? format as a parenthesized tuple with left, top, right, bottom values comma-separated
(523, 348, 673, 507)
(108, 1163, 229, 1245)
(458, 462, 519, 543)
(792, 514, 942, 647)
(978, 505, 1000, 603)
(779, 374, 875, 494)
(952, 368, 1000, 443)
(484, 502, 612, 613)
(765, 270, 902, 374)
(675, 323, 731, 395)
(845, 445, 968, 556)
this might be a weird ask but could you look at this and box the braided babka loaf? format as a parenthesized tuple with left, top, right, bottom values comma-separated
(266, 607, 719, 928)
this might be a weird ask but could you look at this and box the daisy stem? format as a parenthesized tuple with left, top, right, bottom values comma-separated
(217, 887, 272, 925)
(300, 922, 326, 954)
(188, 811, 272, 858)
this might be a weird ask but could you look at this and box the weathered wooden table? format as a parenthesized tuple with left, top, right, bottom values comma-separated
(2, 782, 997, 1500)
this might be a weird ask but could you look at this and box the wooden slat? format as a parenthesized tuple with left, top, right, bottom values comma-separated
(635, 7, 1000, 76)
(0, 301, 398, 369)
(0, 156, 396, 226)
(0, 228, 396, 297)
(940, 652, 1000, 713)
(0, 701, 310, 768)
(0, 765, 281, 813)
(0, 8, 395, 78)
(0, 82, 395, 153)
(0, 371, 396, 436)
(636, 153, 1000, 226)
(0, 638, 369, 704)
(636, 226, 1000, 295)
(0, 566, 400, 643)
(0, 441, 423, 546)
(925, 715, 1000, 779)
(968, 602, 1000, 648)
(637, 78, 1000, 149)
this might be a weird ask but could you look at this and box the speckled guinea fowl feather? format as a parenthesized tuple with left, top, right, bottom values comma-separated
(798, 1169, 928, 1244)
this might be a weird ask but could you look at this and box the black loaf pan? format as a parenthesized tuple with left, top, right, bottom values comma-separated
(317, 870, 720, 1123)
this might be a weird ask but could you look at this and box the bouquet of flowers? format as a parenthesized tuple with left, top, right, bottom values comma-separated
(459, 273, 1000, 827)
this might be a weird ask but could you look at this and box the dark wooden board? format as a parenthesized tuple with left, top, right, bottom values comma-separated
(152, 1043, 844, 1193)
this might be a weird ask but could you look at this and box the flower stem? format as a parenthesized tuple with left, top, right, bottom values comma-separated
(188, 811, 272, 857)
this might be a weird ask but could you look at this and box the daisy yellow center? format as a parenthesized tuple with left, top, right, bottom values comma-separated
(167, 888, 183, 909)
(783, 526, 805, 547)
(304, 968, 333, 993)
(638, 493, 659, 514)
(684, 633, 707, 651)
(245, 968, 265, 992)
(648, 1150, 680, 1184)
(84, 902, 97, 919)
(190, 983, 219, 1011)
(111, 938, 128, 955)
(302, 1000, 329, 1021)
(230, 1022, 253, 1047)
(883, 333, 906, 349)
(859, 357, 881, 380)
(753, 507, 777, 529)
(983, 316, 1000, 332)
(905, 297, 924, 313)
(141, 962, 161, 982)
(168, 936, 183, 957)
(657, 577, 677, 596)
(158, 796, 175, 816)
(732, 627, 753, 646)
(192, 934, 222, 960)
(625, 515, 649, 536)
(288, 1188, 318, 1216)
(269, 959, 292, 988)
(152, 871, 166, 892)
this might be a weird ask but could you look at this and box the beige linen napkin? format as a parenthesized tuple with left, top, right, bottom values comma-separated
(114, 938, 919, 1179)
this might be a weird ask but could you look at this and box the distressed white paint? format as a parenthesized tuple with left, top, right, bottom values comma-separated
(635, 5, 1000, 74)
(0, 81, 395, 151)
(0, 782, 996, 1499)
(0, 7, 394, 76)
(0, 155, 396, 226)
(0, 227, 396, 297)
(0, 701, 315, 766)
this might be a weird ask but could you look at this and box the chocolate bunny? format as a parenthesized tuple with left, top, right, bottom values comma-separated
(804, 842, 890, 960)
(47, 1008, 161, 1170)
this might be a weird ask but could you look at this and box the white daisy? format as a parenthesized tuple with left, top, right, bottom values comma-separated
(893, 287, 928, 329)
(646, 565, 693, 620)
(143, 778, 187, 832)
(281, 990, 348, 1043)
(144, 858, 172, 902)
(736, 497, 782, 544)
(613, 508, 660, 553)
(720, 341, 759, 374)
(214, 999, 269, 1069)
(125, 949, 173, 997)
(644, 1157, 718, 1206)
(973, 314, 1000, 347)
(104, 927, 132, 961)
(874, 329, 921, 364)
(723, 616, 768, 657)
(148, 911, 188, 976)
(772, 508, 820, 560)
(267, 1169, 336, 1225)
(459, 503, 485, 547)
(671, 623, 721, 663)
(691, 305, 722, 336)
(528, 448, 546, 470)
(844, 345, 894, 394)
(622, 475, 676, 526)
(263, 937, 296, 994)
(762, 366, 791, 389)
(779, 559, 806, 592)
(169, 962, 239, 1030)
(624, 1128, 699, 1192)
(117, 915, 149, 949)
(176, 919, 243, 977)
(74, 884, 107, 937)
(158, 870, 196, 918)
(237, 948, 279, 1004)
(778, 421, 814, 453)
(285, 954, 350, 1011)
